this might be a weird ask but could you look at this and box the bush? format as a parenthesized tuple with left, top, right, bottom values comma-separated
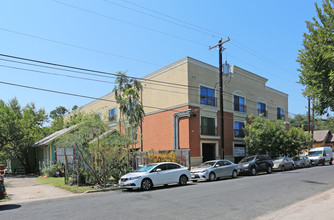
(40, 163, 63, 177)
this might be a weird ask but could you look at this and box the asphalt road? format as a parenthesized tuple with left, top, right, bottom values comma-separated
(1, 165, 334, 220)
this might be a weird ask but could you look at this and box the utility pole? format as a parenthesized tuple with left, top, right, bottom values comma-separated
(209, 37, 230, 159)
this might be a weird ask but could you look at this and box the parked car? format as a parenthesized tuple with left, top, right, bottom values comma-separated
(308, 147, 333, 166)
(238, 155, 273, 175)
(190, 160, 239, 181)
(118, 162, 191, 190)
(293, 156, 311, 168)
(0, 174, 6, 200)
(272, 156, 295, 171)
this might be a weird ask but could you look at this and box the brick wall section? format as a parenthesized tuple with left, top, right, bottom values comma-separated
(142, 106, 191, 152)
(189, 106, 200, 157)
(218, 111, 234, 156)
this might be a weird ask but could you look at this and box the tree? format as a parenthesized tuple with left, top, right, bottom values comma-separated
(114, 71, 145, 152)
(244, 115, 312, 156)
(0, 98, 47, 172)
(56, 114, 131, 186)
(297, 0, 334, 115)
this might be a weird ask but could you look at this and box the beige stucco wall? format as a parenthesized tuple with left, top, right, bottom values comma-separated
(141, 60, 189, 115)
(187, 58, 288, 122)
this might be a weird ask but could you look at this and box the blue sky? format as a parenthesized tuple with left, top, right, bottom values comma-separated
(0, 0, 324, 118)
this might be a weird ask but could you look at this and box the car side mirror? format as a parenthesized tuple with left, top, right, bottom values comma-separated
(324, 153, 327, 156)
(156, 168, 162, 172)
(215, 165, 220, 168)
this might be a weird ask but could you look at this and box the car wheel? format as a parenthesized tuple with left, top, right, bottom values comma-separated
(302, 163, 305, 168)
(179, 175, 188, 186)
(232, 170, 238, 178)
(141, 178, 153, 191)
(250, 167, 257, 176)
(330, 159, 333, 165)
(208, 172, 216, 181)
(267, 166, 272, 174)
(291, 165, 295, 170)
(281, 166, 285, 171)
(322, 160, 326, 166)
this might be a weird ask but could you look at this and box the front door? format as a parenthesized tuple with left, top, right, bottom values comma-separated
(202, 143, 216, 162)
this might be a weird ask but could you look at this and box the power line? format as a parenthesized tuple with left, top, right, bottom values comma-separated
(53, 0, 209, 47)
(121, 0, 297, 77)
(0, 53, 298, 115)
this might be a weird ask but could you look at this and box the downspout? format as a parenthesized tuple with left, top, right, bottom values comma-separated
(173, 109, 192, 150)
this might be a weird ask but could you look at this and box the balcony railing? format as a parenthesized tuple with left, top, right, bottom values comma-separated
(201, 125, 217, 136)
(257, 109, 267, 117)
(200, 96, 217, 107)
(234, 129, 245, 138)
(234, 103, 247, 113)
(277, 114, 285, 120)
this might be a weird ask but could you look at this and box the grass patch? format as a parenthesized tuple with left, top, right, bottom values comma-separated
(0, 195, 10, 202)
(36, 177, 93, 193)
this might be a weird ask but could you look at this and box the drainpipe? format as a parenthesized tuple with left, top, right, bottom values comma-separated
(173, 109, 192, 150)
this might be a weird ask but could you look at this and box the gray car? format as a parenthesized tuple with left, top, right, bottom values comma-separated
(293, 156, 311, 168)
(190, 160, 239, 181)
(272, 156, 295, 171)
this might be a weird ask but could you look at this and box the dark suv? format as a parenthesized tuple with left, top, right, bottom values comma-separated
(238, 155, 274, 175)
(0, 174, 6, 200)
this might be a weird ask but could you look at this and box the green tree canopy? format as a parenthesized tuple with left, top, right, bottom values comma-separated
(297, 0, 334, 115)
(244, 115, 312, 157)
(0, 98, 48, 172)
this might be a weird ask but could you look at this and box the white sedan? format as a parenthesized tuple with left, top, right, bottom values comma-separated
(118, 162, 191, 190)
(190, 160, 239, 181)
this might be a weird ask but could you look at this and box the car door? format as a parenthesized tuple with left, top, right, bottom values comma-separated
(166, 163, 182, 183)
(150, 164, 169, 185)
(256, 156, 267, 171)
(214, 161, 225, 178)
(222, 160, 233, 177)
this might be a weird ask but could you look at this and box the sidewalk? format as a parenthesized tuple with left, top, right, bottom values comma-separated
(256, 187, 334, 220)
(1, 176, 76, 204)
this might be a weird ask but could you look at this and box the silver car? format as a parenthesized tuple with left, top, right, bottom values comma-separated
(190, 160, 239, 181)
(272, 156, 295, 171)
(293, 156, 311, 168)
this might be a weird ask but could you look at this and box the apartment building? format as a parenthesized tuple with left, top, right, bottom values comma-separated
(74, 56, 288, 166)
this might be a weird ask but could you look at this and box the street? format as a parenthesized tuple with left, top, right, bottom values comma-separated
(1, 165, 334, 220)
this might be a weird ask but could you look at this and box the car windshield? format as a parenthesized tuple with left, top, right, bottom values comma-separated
(308, 151, 322, 156)
(198, 161, 216, 168)
(293, 156, 303, 161)
(273, 157, 284, 162)
(135, 164, 157, 172)
(239, 156, 255, 163)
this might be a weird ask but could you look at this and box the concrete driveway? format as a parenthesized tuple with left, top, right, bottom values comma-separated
(1, 175, 76, 204)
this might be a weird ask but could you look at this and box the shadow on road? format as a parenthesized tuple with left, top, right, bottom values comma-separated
(0, 204, 21, 211)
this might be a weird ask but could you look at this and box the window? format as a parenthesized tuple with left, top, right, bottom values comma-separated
(200, 86, 216, 106)
(257, 102, 267, 116)
(168, 164, 181, 169)
(96, 113, 101, 119)
(56, 147, 74, 164)
(201, 117, 216, 136)
(216, 161, 225, 166)
(277, 107, 284, 120)
(223, 161, 231, 166)
(109, 108, 117, 122)
(152, 164, 168, 172)
(234, 121, 245, 138)
(234, 95, 246, 112)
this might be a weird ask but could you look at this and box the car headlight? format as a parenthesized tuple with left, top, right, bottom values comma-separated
(202, 169, 208, 173)
(128, 176, 141, 180)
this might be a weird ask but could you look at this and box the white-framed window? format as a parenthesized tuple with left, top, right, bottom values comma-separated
(109, 108, 117, 122)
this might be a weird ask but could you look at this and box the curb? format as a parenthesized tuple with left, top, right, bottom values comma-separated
(83, 187, 123, 194)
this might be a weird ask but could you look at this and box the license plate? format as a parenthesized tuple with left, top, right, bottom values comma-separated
(191, 175, 195, 178)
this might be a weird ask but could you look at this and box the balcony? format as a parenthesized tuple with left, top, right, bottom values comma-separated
(201, 125, 217, 136)
(234, 103, 247, 113)
(234, 129, 245, 138)
(277, 114, 285, 120)
(200, 96, 217, 107)
(257, 109, 267, 117)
